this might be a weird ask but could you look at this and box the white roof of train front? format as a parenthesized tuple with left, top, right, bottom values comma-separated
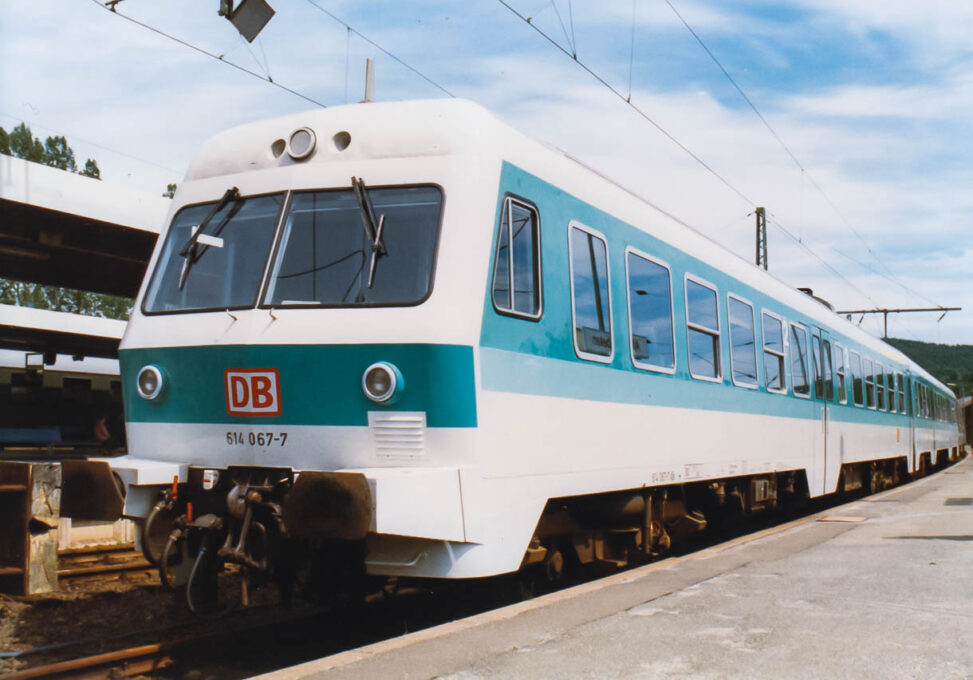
(184, 99, 504, 182)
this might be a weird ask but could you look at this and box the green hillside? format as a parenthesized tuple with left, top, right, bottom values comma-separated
(885, 338, 973, 399)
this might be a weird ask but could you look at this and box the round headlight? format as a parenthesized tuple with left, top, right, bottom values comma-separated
(136, 364, 166, 401)
(362, 362, 403, 404)
(287, 127, 316, 160)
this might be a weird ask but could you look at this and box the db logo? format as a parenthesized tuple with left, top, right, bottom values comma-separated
(225, 368, 281, 417)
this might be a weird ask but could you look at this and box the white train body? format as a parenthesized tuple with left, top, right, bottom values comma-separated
(112, 99, 960, 581)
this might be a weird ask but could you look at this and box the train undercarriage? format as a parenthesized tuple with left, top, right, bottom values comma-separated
(59, 448, 963, 616)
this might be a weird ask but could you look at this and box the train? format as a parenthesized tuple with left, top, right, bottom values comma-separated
(61, 99, 961, 612)
(0, 349, 124, 449)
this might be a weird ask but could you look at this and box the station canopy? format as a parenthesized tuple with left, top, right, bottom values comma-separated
(0, 304, 125, 360)
(0, 156, 171, 359)
(0, 155, 168, 298)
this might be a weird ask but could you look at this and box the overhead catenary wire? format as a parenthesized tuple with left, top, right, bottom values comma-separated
(662, 0, 941, 309)
(0, 110, 182, 175)
(495, 0, 757, 210)
(90, 0, 328, 108)
(496, 0, 883, 309)
(302, 0, 454, 98)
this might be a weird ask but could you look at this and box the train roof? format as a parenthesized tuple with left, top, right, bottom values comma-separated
(182, 99, 951, 397)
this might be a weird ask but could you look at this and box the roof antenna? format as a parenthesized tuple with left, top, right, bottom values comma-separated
(362, 57, 375, 103)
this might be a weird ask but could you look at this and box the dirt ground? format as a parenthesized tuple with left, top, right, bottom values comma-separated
(0, 570, 195, 674)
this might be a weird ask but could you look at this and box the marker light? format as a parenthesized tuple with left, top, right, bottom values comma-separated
(362, 362, 403, 404)
(136, 364, 166, 401)
(287, 127, 316, 160)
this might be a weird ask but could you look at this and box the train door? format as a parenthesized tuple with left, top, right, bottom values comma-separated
(811, 329, 836, 494)
(907, 373, 917, 471)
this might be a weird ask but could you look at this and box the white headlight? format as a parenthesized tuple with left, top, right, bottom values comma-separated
(137, 365, 166, 401)
(362, 362, 402, 403)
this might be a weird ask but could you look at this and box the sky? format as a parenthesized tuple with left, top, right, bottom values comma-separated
(1, 0, 971, 346)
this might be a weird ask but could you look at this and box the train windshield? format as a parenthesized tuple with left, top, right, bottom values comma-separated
(263, 185, 442, 307)
(143, 193, 285, 313)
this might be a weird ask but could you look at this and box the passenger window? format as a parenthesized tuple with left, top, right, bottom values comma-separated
(762, 312, 786, 393)
(626, 250, 675, 372)
(850, 351, 863, 406)
(876, 363, 885, 411)
(864, 358, 875, 409)
(789, 323, 810, 397)
(728, 296, 757, 387)
(834, 343, 847, 404)
(888, 371, 896, 413)
(897, 373, 905, 413)
(569, 224, 612, 361)
(686, 277, 721, 381)
(491, 197, 542, 319)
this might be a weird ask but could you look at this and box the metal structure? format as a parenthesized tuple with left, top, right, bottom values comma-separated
(755, 206, 767, 270)
(836, 307, 963, 338)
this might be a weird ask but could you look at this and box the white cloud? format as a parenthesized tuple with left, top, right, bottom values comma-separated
(1, 0, 970, 343)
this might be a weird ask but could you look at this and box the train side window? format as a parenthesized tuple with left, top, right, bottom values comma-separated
(625, 249, 675, 372)
(864, 358, 875, 409)
(896, 373, 905, 413)
(850, 351, 863, 406)
(887, 370, 897, 413)
(728, 295, 757, 387)
(685, 276, 721, 381)
(491, 197, 542, 319)
(761, 311, 786, 394)
(876, 363, 886, 411)
(569, 223, 613, 362)
(834, 342, 848, 404)
(788, 323, 810, 398)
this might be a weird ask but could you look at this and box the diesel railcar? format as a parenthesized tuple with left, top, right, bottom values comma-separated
(63, 99, 960, 610)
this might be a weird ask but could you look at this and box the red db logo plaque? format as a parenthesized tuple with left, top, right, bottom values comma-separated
(225, 368, 281, 417)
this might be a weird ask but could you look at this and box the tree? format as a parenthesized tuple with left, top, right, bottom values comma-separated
(81, 158, 101, 179)
(0, 123, 101, 180)
(163, 183, 177, 198)
(8, 123, 45, 163)
(43, 135, 77, 172)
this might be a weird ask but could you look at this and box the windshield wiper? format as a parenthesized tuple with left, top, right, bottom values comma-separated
(351, 177, 387, 288)
(177, 186, 241, 290)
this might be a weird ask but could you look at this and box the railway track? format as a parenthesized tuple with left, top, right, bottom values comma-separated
(7, 459, 964, 680)
(57, 544, 153, 579)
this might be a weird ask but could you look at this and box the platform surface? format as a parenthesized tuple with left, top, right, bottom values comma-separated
(263, 458, 973, 680)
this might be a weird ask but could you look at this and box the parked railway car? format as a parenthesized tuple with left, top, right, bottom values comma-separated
(63, 99, 961, 610)
(0, 349, 123, 449)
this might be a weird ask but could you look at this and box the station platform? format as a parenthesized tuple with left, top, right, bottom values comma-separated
(262, 458, 973, 680)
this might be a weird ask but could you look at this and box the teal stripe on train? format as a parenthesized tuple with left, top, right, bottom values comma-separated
(120, 344, 477, 427)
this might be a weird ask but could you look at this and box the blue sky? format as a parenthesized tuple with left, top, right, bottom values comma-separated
(1, 0, 971, 347)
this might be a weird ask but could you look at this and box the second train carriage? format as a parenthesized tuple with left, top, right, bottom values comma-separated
(64, 99, 960, 603)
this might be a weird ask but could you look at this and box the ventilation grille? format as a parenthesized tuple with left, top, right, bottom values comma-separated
(368, 411, 426, 459)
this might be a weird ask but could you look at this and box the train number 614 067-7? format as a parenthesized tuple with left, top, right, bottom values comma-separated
(225, 431, 288, 447)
